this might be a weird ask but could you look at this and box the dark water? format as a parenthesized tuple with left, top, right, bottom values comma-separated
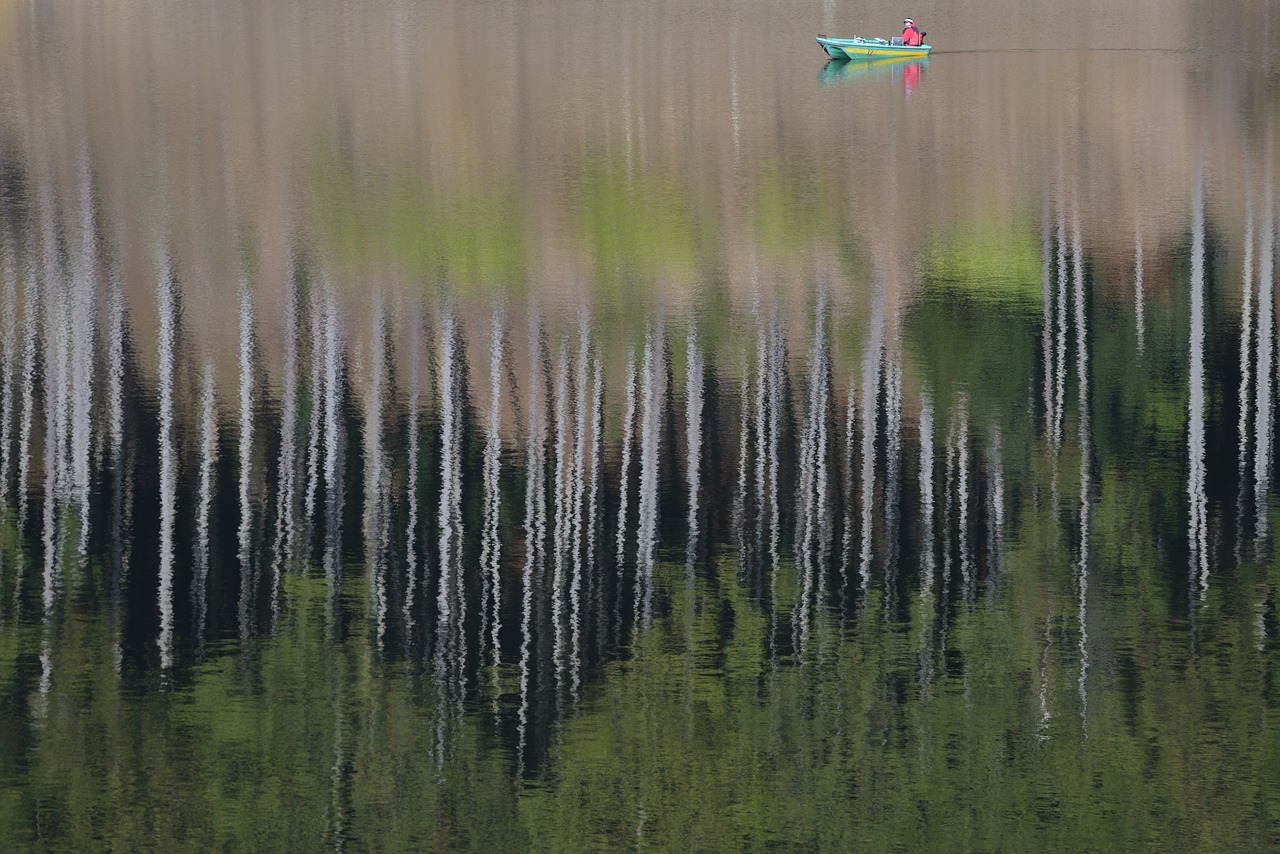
(0, 0, 1278, 849)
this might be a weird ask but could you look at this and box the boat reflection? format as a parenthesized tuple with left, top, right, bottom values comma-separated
(819, 56, 928, 94)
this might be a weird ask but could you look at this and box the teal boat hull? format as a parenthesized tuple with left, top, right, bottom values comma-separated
(816, 35, 851, 59)
(816, 35, 932, 60)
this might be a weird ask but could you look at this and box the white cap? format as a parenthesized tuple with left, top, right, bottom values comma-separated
(904, 18, 914, 24)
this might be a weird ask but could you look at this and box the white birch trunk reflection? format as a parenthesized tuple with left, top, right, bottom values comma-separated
(1073, 203, 1091, 734)
(1188, 175, 1209, 596)
(939, 402, 957, 658)
(237, 279, 256, 640)
(156, 249, 177, 670)
(41, 193, 69, 508)
(106, 263, 128, 670)
(635, 326, 663, 628)
(1053, 197, 1069, 447)
(754, 309, 768, 580)
(551, 340, 569, 691)
(685, 327, 704, 574)
(1237, 190, 1255, 558)
(70, 160, 95, 549)
(795, 294, 828, 653)
(17, 246, 37, 532)
(403, 307, 422, 646)
(840, 365, 856, 591)
(272, 255, 300, 594)
(956, 394, 972, 605)
(917, 390, 936, 694)
(436, 305, 465, 692)
(364, 295, 389, 650)
(1253, 172, 1274, 550)
(195, 365, 217, 653)
(569, 319, 589, 700)
(0, 235, 15, 505)
(518, 317, 547, 779)
(305, 288, 326, 522)
(587, 354, 604, 655)
(1041, 196, 1054, 438)
(766, 315, 783, 577)
(616, 348, 637, 570)
(321, 285, 345, 630)
(858, 276, 886, 592)
(481, 307, 504, 667)
(1134, 223, 1145, 355)
(986, 427, 1005, 598)
(883, 350, 903, 610)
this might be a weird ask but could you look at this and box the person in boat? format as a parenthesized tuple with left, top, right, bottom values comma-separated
(902, 18, 926, 46)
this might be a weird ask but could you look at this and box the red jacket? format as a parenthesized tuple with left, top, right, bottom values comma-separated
(903, 25, 924, 46)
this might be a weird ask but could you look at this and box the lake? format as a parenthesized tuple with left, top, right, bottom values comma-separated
(0, 0, 1277, 849)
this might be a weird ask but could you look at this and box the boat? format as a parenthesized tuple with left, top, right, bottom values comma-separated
(816, 35, 932, 60)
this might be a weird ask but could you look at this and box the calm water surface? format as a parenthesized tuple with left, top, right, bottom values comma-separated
(0, 0, 1277, 850)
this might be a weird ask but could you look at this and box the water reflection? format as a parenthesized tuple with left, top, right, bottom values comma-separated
(0, 183, 1274, 705)
(0, 171, 1224, 717)
(0, 217, 1275, 840)
(0, 0, 1277, 847)
(818, 56, 929, 93)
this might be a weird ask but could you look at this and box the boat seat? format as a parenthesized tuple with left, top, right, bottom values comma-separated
(890, 37, 905, 46)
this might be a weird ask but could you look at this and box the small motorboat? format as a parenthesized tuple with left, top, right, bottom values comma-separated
(816, 35, 932, 60)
